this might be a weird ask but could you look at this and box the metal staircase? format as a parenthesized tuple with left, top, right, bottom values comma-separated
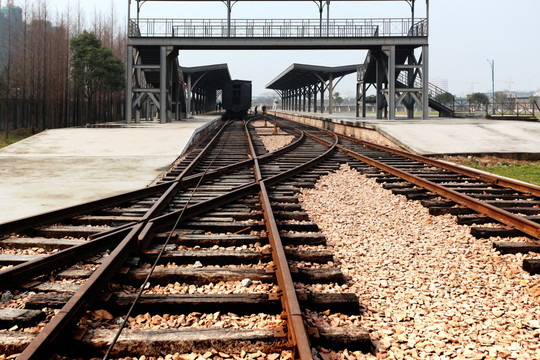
(359, 48, 455, 118)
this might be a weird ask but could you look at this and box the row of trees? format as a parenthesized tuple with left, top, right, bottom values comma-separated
(0, 0, 126, 138)
(436, 91, 539, 107)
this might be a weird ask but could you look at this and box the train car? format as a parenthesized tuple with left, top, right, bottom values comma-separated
(221, 80, 252, 120)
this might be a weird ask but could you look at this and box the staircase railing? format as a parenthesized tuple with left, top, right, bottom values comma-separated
(396, 72, 455, 111)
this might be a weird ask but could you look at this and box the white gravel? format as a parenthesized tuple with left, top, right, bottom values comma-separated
(299, 164, 540, 360)
(251, 121, 295, 152)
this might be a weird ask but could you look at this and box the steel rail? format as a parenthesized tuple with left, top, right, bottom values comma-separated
(0, 121, 301, 239)
(338, 133, 540, 197)
(138, 121, 307, 242)
(244, 119, 312, 359)
(139, 121, 231, 224)
(14, 120, 335, 359)
(179, 127, 305, 188)
(0, 122, 232, 238)
(0, 123, 233, 290)
(104, 122, 238, 360)
(17, 223, 145, 360)
(16, 122, 239, 359)
(0, 182, 171, 236)
(291, 122, 540, 240)
(0, 225, 134, 291)
(0, 122, 271, 295)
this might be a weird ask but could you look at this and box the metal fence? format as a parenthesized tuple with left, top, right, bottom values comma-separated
(129, 18, 427, 38)
(454, 99, 540, 118)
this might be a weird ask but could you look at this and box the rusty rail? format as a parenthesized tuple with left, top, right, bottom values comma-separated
(15, 121, 244, 359)
(341, 133, 540, 197)
(14, 118, 334, 358)
(244, 118, 340, 358)
(244, 119, 312, 359)
(285, 120, 540, 241)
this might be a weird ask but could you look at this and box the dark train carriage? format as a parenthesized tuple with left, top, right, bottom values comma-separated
(222, 80, 252, 120)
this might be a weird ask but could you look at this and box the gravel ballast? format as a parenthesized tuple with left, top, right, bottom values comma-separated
(299, 164, 540, 359)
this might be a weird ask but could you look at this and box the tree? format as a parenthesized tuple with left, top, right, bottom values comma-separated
(434, 92, 454, 105)
(494, 91, 508, 104)
(333, 92, 344, 108)
(365, 94, 376, 103)
(70, 31, 124, 123)
(467, 92, 489, 106)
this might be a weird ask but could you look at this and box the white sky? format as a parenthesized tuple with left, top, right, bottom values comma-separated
(15, 0, 540, 97)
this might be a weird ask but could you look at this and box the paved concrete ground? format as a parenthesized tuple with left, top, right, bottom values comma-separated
(0, 116, 219, 223)
(279, 111, 540, 156)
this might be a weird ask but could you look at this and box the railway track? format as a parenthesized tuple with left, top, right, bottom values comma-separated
(1, 116, 539, 359)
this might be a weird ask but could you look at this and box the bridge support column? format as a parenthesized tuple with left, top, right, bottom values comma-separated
(362, 82, 367, 117)
(135, 106, 141, 123)
(160, 46, 167, 124)
(407, 57, 415, 119)
(313, 85, 318, 113)
(422, 44, 429, 120)
(186, 74, 192, 118)
(126, 45, 133, 124)
(388, 45, 396, 120)
(376, 54, 383, 120)
(320, 85, 324, 113)
(328, 74, 333, 114)
(355, 82, 360, 117)
(308, 87, 312, 112)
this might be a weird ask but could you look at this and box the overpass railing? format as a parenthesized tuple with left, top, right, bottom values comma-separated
(129, 18, 427, 38)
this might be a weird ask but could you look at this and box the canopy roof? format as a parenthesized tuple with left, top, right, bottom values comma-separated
(182, 63, 232, 90)
(266, 63, 360, 90)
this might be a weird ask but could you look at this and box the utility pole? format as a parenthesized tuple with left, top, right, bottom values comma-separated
(487, 59, 495, 115)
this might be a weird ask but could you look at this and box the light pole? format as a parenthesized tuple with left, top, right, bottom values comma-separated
(487, 59, 495, 115)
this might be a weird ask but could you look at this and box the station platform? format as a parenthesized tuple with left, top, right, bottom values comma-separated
(276, 111, 540, 158)
(0, 116, 221, 223)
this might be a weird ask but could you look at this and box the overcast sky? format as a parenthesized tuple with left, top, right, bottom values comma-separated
(23, 0, 540, 97)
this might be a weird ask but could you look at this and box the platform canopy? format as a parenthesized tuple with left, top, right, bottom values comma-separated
(266, 63, 360, 90)
(182, 63, 231, 91)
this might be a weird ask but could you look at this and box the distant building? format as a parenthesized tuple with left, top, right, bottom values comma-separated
(431, 78, 449, 92)
(0, 1, 24, 71)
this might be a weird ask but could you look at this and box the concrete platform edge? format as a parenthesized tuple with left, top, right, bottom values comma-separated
(178, 117, 223, 158)
(275, 112, 540, 160)
(275, 112, 409, 152)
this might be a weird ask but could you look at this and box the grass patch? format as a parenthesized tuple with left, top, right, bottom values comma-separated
(0, 128, 38, 149)
(468, 163, 540, 186)
(440, 156, 540, 186)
